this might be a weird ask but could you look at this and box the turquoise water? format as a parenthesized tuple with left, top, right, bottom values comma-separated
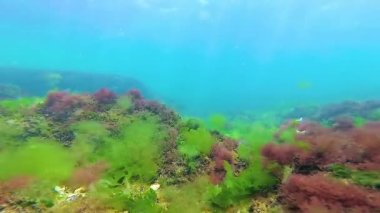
(1, 0, 380, 116)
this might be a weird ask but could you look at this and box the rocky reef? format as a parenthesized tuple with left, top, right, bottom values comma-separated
(0, 89, 379, 212)
(0, 67, 148, 97)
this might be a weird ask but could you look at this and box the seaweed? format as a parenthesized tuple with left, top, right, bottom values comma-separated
(262, 121, 380, 173)
(0, 137, 75, 182)
(162, 177, 211, 213)
(281, 173, 380, 212)
(178, 127, 215, 158)
(42, 92, 89, 122)
(208, 114, 228, 131)
(102, 114, 166, 182)
(0, 117, 24, 149)
(116, 95, 133, 111)
(1, 89, 379, 212)
(208, 123, 279, 209)
(0, 97, 42, 114)
(210, 138, 238, 184)
(208, 162, 277, 209)
(329, 164, 380, 189)
(88, 177, 161, 212)
(93, 88, 117, 106)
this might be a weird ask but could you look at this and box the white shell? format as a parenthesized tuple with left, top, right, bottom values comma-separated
(150, 183, 160, 191)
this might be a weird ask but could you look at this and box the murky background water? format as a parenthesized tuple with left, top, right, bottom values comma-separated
(1, 0, 379, 116)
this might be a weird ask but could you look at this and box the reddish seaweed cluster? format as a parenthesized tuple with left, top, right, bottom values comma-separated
(262, 121, 380, 171)
(127, 89, 179, 126)
(42, 88, 178, 125)
(40, 88, 181, 149)
(43, 92, 89, 121)
(262, 120, 380, 212)
(281, 174, 380, 212)
(0, 176, 31, 205)
(210, 138, 239, 184)
(2, 89, 380, 211)
(92, 88, 117, 109)
(43, 88, 117, 121)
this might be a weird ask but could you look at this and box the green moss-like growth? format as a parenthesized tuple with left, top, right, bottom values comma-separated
(278, 127, 296, 143)
(208, 123, 278, 209)
(70, 120, 110, 164)
(209, 114, 227, 131)
(162, 176, 211, 213)
(0, 137, 75, 182)
(353, 116, 366, 127)
(116, 96, 133, 111)
(103, 114, 166, 182)
(0, 97, 42, 114)
(90, 179, 160, 212)
(179, 127, 215, 158)
(208, 163, 277, 209)
(71, 120, 108, 138)
(0, 117, 24, 149)
(125, 189, 160, 213)
(238, 123, 276, 161)
(329, 164, 380, 189)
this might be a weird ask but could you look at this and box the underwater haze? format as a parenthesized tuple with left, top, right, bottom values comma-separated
(1, 0, 380, 115)
(2, 1, 380, 212)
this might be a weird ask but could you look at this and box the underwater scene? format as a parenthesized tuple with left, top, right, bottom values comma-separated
(0, 1, 380, 212)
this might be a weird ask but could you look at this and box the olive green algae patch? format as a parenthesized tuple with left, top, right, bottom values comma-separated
(102, 114, 167, 182)
(0, 138, 75, 182)
(162, 176, 211, 213)
(330, 164, 380, 189)
(179, 127, 215, 158)
(116, 96, 133, 111)
(208, 114, 227, 131)
(0, 98, 43, 113)
(206, 123, 279, 209)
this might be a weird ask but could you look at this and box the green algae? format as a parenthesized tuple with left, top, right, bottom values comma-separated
(7, 94, 378, 212)
(209, 114, 227, 131)
(207, 123, 278, 209)
(179, 127, 215, 158)
(353, 116, 366, 127)
(0, 96, 282, 212)
(208, 162, 277, 209)
(90, 180, 160, 212)
(162, 176, 211, 213)
(116, 96, 133, 111)
(71, 121, 109, 155)
(0, 117, 24, 149)
(71, 120, 109, 138)
(0, 138, 75, 182)
(0, 97, 42, 113)
(330, 164, 380, 189)
(103, 114, 166, 182)
(237, 123, 276, 161)
(70, 121, 110, 165)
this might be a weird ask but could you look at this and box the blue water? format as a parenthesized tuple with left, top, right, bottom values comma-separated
(1, 0, 380, 116)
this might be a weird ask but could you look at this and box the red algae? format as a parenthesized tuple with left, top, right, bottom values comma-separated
(210, 138, 238, 184)
(281, 174, 380, 212)
(43, 92, 89, 121)
(68, 162, 108, 188)
(263, 121, 380, 171)
(261, 143, 301, 166)
(93, 88, 117, 106)
(0, 176, 31, 205)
